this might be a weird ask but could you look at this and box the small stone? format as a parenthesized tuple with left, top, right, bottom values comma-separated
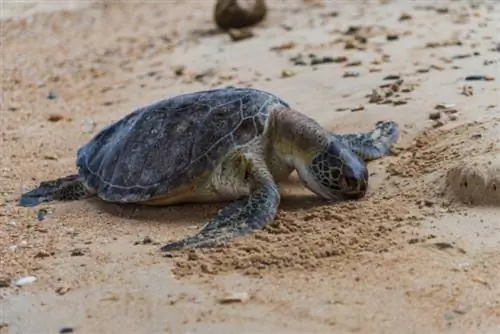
(461, 85, 474, 96)
(392, 100, 408, 106)
(343, 71, 359, 78)
(0, 277, 10, 288)
(398, 13, 413, 21)
(47, 113, 64, 122)
(433, 242, 453, 250)
(432, 120, 445, 128)
(270, 41, 296, 51)
(465, 75, 495, 81)
(310, 56, 335, 66)
(214, 0, 267, 30)
(434, 103, 455, 110)
(429, 111, 441, 120)
(43, 154, 58, 160)
(350, 105, 365, 112)
(280, 69, 296, 78)
(36, 208, 49, 221)
(383, 74, 401, 80)
(8, 104, 19, 111)
(386, 34, 399, 41)
(408, 238, 420, 244)
(34, 251, 51, 259)
(218, 292, 250, 304)
(47, 90, 57, 100)
(227, 28, 254, 42)
(70, 248, 85, 256)
(173, 66, 185, 76)
(344, 40, 356, 50)
(15, 276, 37, 287)
(59, 327, 75, 333)
(345, 60, 362, 67)
(55, 286, 71, 295)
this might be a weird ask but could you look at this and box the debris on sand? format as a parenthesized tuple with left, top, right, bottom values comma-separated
(218, 291, 250, 304)
(214, 0, 267, 30)
(227, 28, 255, 42)
(464, 75, 495, 81)
(15, 276, 37, 287)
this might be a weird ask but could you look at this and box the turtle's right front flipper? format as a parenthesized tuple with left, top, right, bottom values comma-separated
(19, 174, 94, 207)
(160, 153, 280, 252)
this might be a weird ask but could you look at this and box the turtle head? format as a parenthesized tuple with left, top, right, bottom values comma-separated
(296, 138, 368, 200)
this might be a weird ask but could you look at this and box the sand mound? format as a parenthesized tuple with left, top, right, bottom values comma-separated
(445, 154, 500, 206)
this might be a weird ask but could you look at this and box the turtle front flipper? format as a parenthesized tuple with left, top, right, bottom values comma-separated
(19, 174, 94, 207)
(332, 120, 400, 161)
(160, 154, 280, 252)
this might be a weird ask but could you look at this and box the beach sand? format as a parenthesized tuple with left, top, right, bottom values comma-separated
(1, 1, 500, 333)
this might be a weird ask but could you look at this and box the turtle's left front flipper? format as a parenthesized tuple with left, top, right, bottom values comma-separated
(160, 153, 280, 252)
(332, 121, 400, 162)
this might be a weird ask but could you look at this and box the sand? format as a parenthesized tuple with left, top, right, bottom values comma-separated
(1, 0, 500, 333)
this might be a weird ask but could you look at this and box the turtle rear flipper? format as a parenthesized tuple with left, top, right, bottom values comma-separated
(19, 174, 94, 207)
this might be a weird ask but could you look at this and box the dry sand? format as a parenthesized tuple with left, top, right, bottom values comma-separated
(1, 0, 500, 333)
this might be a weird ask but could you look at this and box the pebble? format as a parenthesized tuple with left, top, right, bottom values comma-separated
(227, 28, 254, 42)
(0, 277, 10, 288)
(280, 69, 296, 78)
(55, 286, 71, 295)
(8, 104, 19, 111)
(36, 208, 49, 221)
(15, 276, 37, 287)
(386, 34, 399, 41)
(70, 248, 85, 256)
(398, 13, 413, 21)
(429, 111, 441, 121)
(345, 60, 362, 67)
(392, 100, 408, 106)
(214, 0, 267, 30)
(464, 75, 495, 81)
(310, 56, 335, 66)
(434, 103, 455, 110)
(218, 291, 250, 304)
(47, 90, 58, 100)
(383, 74, 401, 80)
(351, 105, 365, 112)
(270, 41, 296, 51)
(343, 71, 359, 78)
(47, 113, 64, 122)
(173, 66, 186, 76)
(134, 236, 153, 245)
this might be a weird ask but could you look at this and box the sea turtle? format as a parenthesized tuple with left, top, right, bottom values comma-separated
(19, 87, 399, 252)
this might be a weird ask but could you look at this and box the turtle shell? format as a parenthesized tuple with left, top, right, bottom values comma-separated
(76, 87, 289, 202)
